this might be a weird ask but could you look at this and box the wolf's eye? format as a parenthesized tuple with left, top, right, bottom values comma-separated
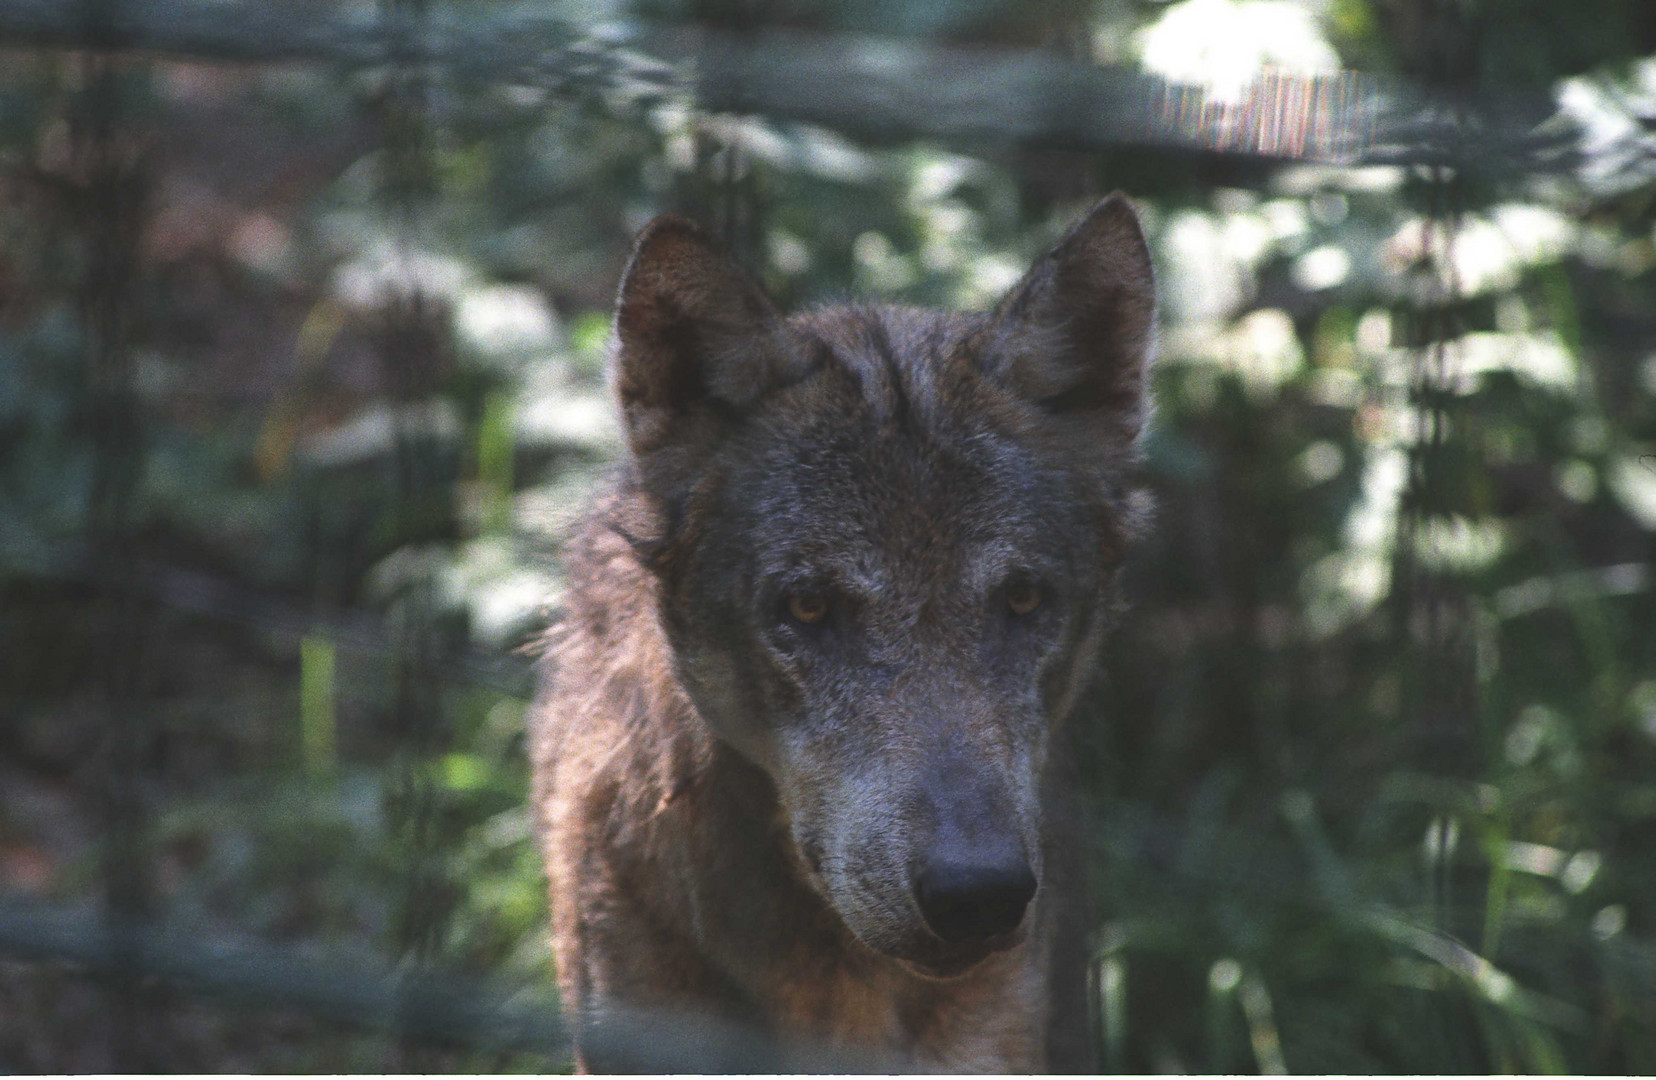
(1006, 582, 1042, 617)
(786, 593, 829, 626)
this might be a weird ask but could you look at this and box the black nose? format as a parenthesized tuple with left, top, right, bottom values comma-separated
(914, 859, 1037, 943)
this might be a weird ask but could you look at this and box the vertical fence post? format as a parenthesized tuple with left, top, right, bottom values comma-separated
(77, 0, 154, 1066)
(1387, 8, 1483, 1062)
(376, 0, 456, 1067)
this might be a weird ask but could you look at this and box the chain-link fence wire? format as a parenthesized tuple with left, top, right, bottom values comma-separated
(1, 0, 1653, 1071)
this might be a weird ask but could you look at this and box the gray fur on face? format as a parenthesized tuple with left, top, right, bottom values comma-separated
(650, 296, 1134, 971)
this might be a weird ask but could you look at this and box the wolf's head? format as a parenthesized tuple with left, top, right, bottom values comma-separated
(611, 197, 1154, 977)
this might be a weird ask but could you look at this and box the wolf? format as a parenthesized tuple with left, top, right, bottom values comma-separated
(529, 194, 1155, 1072)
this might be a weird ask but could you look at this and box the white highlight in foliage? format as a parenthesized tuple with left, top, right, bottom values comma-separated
(333, 246, 471, 308)
(471, 567, 564, 648)
(1164, 307, 1306, 397)
(456, 284, 561, 360)
(1297, 440, 1344, 485)
(1503, 841, 1565, 878)
(1562, 851, 1602, 894)
(1593, 905, 1628, 939)
(767, 228, 813, 275)
(1228, 309, 1304, 393)
(516, 392, 620, 451)
(1355, 309, 1392, 356)
(911, 155, 980, 202)
(1505, 708, 1548, 766)
(1422, 816, 1459, 862)
(1275, 164, 1406, 195)
(918, 201, 974, 274)
(1222, 210, 1274, 266)
(1346, 447, 1407, 550)
(1491, 203, 1573, 265)
(1137, 0, 1339, 104)
(697, 115, 878, 183)
(1608, 455, 1656, 530)
(440, 536, 564, 649)
(853, 231, 918, 294)
(1376, 332, 1579, 396)
(1412, 515, 1505, 573)
(1162, 210, 1247, 323)
(962, 253, 1026, 308)
(1382, 209, 1569, 299)
(1557, 58, 1656, 193)
(1292, 244, 1351, 291)
(1299, 445, 1406, 637)
(1261, 199, 1310, 241)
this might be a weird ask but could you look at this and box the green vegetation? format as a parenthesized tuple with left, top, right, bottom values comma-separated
(1, 0, 1654, 1070)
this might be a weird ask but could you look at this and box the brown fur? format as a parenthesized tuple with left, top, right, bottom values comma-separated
(530, 196, 1155, 1072)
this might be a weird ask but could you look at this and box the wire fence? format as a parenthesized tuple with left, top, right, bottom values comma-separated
(1, 0, 1650, 1072)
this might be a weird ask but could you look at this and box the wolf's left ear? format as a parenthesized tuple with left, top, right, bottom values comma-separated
(981, 193, 1155, 444)
(614, 216, 809, 459)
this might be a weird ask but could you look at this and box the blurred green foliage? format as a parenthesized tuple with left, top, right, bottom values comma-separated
(2, 0, 1655, 1071)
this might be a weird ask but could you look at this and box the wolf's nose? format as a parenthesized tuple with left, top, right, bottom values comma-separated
(914, 859, 1037, 943)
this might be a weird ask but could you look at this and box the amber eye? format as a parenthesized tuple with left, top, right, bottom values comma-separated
(787, 594, 829, 625)
(1006, 582, 1042, 617)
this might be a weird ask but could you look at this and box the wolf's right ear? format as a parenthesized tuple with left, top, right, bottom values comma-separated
(614, 217, 808, 458)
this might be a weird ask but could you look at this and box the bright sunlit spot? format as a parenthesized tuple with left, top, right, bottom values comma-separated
(1136, 0, 1363, 160)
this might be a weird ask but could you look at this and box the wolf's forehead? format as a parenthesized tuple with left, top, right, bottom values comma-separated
(743, 425, 1060, 585)
(790, 304, 986, 426)
(730, 304, 1080, 583)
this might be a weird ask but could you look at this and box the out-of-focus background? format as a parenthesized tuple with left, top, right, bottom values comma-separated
(2, 0, 1655, 1071)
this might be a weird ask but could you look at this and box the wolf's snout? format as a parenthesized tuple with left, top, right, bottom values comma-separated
(914, 857, 1037, 943)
